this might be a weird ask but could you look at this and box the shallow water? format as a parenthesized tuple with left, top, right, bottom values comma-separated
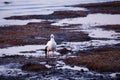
(0, 39, 119, 57)
(0, 0, 120, 79)
(0, 45, 61, 57)
(65, 40, 120, 51)
(52, 14, 120, 26)
(72, 25, 120, 39)
(0, 0, 116, 26)
(52, 13, 120, 49)
(0, 64, 26, 76)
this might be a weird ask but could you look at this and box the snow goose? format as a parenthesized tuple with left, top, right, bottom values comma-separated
(45, 34, 57, 58)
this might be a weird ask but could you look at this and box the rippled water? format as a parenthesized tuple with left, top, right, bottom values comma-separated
(0, 0, 116, 25)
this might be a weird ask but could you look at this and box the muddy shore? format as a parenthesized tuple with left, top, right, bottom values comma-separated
(98, 25, 120, 32)
(70, 1, 120, 14)
(4, 11, 88, 20)
(64, 45, 120, 72)
(0, 23, 120, 79)
(0, 1, 120, 80)
(0, 21, 91, 48)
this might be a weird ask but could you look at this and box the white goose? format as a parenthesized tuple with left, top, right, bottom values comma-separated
(45, 34, 57, 58)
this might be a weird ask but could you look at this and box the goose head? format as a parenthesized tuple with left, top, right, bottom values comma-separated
(50, 34, 54, 38)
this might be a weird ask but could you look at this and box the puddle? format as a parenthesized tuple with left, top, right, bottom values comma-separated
(0, 0, 119, 79)
(0, 56, 119, 79)
(110, 73, 120, 78)
(58, 65, 89, 71)
(0, 19, 43, 26)
(0, 39, 119, 57)
(65, 40, 120, 51)
(56, 61, 89, 71)
(52, 13, 120, 26)
(87, 29, 120, 39)
(52, 13, 120, 48)
(0, 64, 27, 76)
(71, 26, 120, 39)
(0, 45, 44, 57)
(0, 45, 60, 57)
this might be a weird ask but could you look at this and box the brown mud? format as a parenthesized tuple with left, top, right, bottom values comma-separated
(97, 25, 120, 32)
(70, 1, 120, 14)
(0, 21, 91, 48)
(4, 11, 88, 20)
(0, 1, 120, 80)
(64, 46, 120, 72)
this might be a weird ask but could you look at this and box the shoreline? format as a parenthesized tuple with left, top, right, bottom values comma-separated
(4, 11, 88, 20)
(64, 45, 120, 72)
(70, 1, 120, 14)
(0, 21, 91, 48)
(0, 1, 120, 80)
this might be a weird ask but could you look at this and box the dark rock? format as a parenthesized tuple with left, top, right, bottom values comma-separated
(6, 70, 12, 74)
(81, 69, 85, 72)
(4, 2, 11, 4)
(116, 73, 120, 78)
(21, 63, 48, 71)
(58, 48, 71, 55)
(116, 77, 120, 80)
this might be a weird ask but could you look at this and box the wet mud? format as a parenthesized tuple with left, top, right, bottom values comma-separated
(64, 46, 120, 72)
(0, 21, 91, 48)
(4, 11, 88, 20)
(0, 1, 120, 80)
(70, 1, 120, 14)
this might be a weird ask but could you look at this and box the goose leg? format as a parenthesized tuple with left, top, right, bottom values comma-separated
(47, 51, 49, 58)
(45, 46, 48, 58)
(45, 52, 47, 59)
(52, 51, 54, 58)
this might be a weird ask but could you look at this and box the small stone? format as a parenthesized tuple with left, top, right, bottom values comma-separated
(81, 69, 84, 72)
(116, 73, 120, 78)
(58, 48, 71, 55)
(4, 2, 11, 4)
(6, 70, 12, 74)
